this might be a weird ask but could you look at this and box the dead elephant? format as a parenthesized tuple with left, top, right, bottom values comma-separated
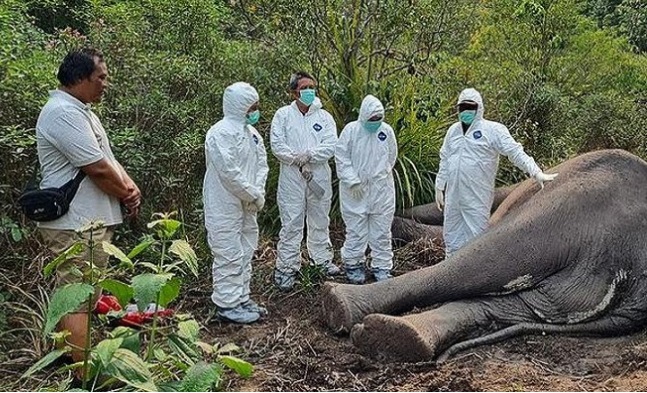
(322, 149, 647, 362)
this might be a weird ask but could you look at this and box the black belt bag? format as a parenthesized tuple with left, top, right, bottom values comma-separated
(18, 170, 86, 222)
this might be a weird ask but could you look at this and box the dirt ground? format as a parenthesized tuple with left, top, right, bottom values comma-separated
(4, 235, 647, 391)
(181, 238, 647, 392)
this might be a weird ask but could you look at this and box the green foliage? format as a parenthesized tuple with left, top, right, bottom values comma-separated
(180, 361, 222, 392)
(585, 0, 647, 53)
(43, 283, 94, 336)
(27, 216, 253, 391)
(0, 292, 7, 334)
(298, 264, 326, 293)
(617, 0, 647, 53)
(219, 355, 254, 378)
(131, 273, 177, 310)
(98, 279, 133, 308)
(21, 348, 71, 379)
(103, 348, 158, 391)
(43, 243, 84, 277)
(169, 239, 199, 277)
(93, 337, 122, 367)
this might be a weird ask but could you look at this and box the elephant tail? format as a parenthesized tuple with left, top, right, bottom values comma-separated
(437, 316, 635, 363)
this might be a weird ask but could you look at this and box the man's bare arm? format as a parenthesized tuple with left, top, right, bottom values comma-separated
(81, 158, 131, 199)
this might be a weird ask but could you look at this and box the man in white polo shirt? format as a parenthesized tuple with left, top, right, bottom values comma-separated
(36, 48, 141, 364)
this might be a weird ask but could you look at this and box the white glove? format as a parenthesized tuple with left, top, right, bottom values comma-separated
(293, 152, 311, 167)
(435, 188, 444, 212)
(300, 163, 313, 182)
(254, 195, 265, 211)
(350, 183, 364, 200)
(534, 171, 558, 189)
(244, 201, 258, 213)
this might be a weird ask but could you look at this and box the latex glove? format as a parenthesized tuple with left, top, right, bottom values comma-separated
(293, 151, 311, 167)
(350, 183, 364, 200)
(300, 164, 313, 182)
(534, 171, 558, 189)
(254, 195, 265, 211)
(435, 188, 444, 212)
(244, 201, 258, 214)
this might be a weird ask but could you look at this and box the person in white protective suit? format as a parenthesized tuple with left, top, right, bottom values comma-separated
(270, 71, 340, 291)
(335, 95, 398, 284)
(203, 82, 269, 324)
(435, 88, 558, 258)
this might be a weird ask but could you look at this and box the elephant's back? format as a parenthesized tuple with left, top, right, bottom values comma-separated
(491, 149, 647, 226)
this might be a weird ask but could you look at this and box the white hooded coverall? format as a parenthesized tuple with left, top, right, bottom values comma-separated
(435, 88, 541, 256)
(270, 98, 337, 275)
(335, 95, 398, 271)
(203, 82, 269, 308)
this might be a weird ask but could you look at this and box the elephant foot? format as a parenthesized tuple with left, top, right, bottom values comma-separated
(321, 282, 356, 334)
(350, 314, 437, 362)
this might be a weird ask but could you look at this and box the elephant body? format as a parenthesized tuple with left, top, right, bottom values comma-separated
(323, 149, 647, 362)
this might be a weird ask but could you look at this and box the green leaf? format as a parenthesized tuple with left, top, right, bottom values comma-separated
(179, 361, 222, 392)
(10, 226, 22, 242)
(216, 342, 241, 355)
(94, 338, 123, 367)
(153, 348, 167, 362)
(99, 279, 134, 307)
(102, 241, 133, 269)
(131, 273, 172, 311)
(44, 283, 94, 336)
(110, 326, 140, 353)
(147, 218, 181, 238)
(159, 277, 181, 307)
(169, 239, 199, 277)
(21, 348, 71, 379)
(177, 319, 200, 342)
(219, 355, 253, 378)
(127, 238, 155, 259)
(104, 348, 157, 392)
(43, 243, 84, 278)
(137, 261, 161, 273)
(168, 334, 199, 365)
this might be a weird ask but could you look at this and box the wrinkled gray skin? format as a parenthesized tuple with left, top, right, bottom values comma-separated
(322, 149, 647, 362)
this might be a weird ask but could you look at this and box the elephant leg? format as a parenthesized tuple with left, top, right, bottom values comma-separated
(323, 211, 570, 333)
(350, 295, 533, 362)
(391, 216, 443, 245)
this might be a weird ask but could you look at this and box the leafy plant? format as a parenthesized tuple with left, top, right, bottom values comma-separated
(23, 214, 253, 391)
(298, 264, 327, 293)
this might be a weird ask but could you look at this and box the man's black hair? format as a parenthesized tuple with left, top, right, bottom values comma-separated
(57, 48, 104, 87)
(288, 71, 315, 91)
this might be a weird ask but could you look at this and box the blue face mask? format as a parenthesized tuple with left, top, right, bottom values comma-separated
(364, 120, 382, 133)
(246, 110, 260, 125)
(459, 110, 477, 125)
(299, 89, 316, 106)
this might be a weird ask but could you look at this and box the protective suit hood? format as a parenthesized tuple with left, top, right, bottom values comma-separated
(359, 95, 385, 123)
(223, 82, 259, 123)
(457, 88, 485, 122)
